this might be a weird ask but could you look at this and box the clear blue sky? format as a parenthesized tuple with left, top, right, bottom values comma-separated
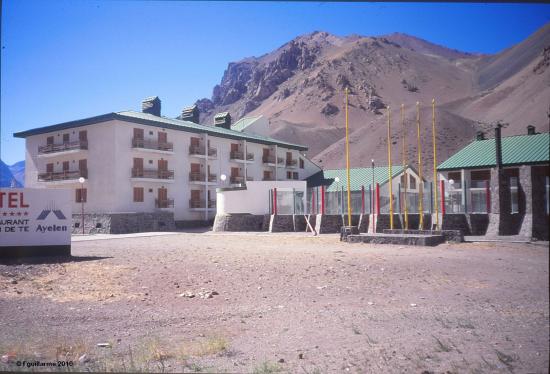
(1, 1, 549, 165)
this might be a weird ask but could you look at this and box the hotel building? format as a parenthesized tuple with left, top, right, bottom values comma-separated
(14, 97, 320, 232)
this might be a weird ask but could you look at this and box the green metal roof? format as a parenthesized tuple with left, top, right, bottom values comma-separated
(307, 165, 405, 192)
(231, 116, 262, 132)
(437, 133, 549, 171)
(13, 111, 308, 151)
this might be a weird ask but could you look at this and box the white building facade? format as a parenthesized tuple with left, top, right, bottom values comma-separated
(14, 98, 321, 228)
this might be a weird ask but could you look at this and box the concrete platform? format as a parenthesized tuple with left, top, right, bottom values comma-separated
(383, 229, 463, 243)
(347, 233, 445, 246)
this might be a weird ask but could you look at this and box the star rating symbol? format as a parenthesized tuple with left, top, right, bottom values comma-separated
(2, 212, 6, 216)
(9, 212, 15, 216)
(16, 212, 22, 216)
(23, 212, 28, 216)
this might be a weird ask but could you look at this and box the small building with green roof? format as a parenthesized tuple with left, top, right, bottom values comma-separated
(437, 127, 549, 239)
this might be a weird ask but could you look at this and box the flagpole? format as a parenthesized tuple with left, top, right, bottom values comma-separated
(387, 106, 393, 230)
(432, 98, 439, 230)
(345, 87, 352, 226)
(402, 103, 408, 230)
(416, 101, 423, 229)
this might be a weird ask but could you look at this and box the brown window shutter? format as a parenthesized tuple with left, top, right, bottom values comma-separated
(79, 130, 87, 141)
(46, 163, 54, 173)
(63, 134, 70, 143)
(47, 136, 54, 145)
(75, 189, 80, 203)
(158, 132, 167, 143)
(63, 161, 69, 171)
(133, 128, 144, 139)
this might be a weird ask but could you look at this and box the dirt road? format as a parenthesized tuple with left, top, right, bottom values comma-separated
(1, 233, 548, 373)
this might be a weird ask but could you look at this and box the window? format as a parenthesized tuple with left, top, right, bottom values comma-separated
(46, 136, 54, 145)
(448, 172, 461, 189)
(133, 187, 144, 202)
(299, 158, 304, 169)
(76, 188, 87, 203)
(293, 172, 299, 180)
(409, 175, 416, 189)
(287, 171, 292, 179)
(63, 133, 70, 143)
(510, 176, 519, 213)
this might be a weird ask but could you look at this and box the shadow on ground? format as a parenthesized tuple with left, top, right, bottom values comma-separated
(0, 255, 111, 266)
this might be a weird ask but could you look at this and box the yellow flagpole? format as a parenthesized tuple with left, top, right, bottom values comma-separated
(432, 98, 439, 230)
(345, 87, 352, 227)
(402, 104, 408, 230)
(417, 102, 423, 229)
(387, 106, 393, 230)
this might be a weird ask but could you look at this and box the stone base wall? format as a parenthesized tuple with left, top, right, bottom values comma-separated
(358, 215, 369, 233)
(72, 212, 175, 234)
(383, 229, 464, 243)
(375, 214, 403, 232)
(175, 220, 214, 229)
(294, 215, 317, 232)
(315, 214, 343, 234)
(269, 215, 295, 232)
(441, 214, 471, 235)
(467, 214, 489, 236)
(212, 214, 268, 232)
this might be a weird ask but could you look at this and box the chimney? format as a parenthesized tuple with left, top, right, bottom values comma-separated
(214, 112, 232, 129)
(476, 131, 485, 141)
(495, 124, 503, 169)
(181, 105, 200, 124)
(142, 96, 161, 116)
(527, 125, 536, 135)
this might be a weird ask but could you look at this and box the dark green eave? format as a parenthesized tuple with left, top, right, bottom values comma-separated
(307, 166, 406, 192)
(13, 111, 308, 151)
(437, 133, 549, 171)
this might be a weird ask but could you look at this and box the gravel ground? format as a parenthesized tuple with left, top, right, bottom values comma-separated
(0, 233, 548, 373)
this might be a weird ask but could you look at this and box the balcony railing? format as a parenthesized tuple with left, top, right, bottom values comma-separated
(132, 138, 173, 152)
(277, 157, 285, 165)
(262, 176, 275, 181)
(189, 199, 216, 209)
(131, 168, 174, 179)
(286, 159, 297, 167)
(155, 198, 174, 208)
(38, 169, 88, 182)
(230, 175, 244, 184)
(189, 145, 217, 157)
(246, 176, 254, 181)
(38, 140, 88, 155)
(230, 151, 254, 161)
(262, 155, 276, 164)
(189, 172, 217, 182)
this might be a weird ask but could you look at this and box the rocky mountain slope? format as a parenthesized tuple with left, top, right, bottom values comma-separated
(0, 160, 23, 188)
(192, 23, 550, 178)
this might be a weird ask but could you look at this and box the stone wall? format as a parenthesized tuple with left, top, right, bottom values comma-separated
(72, 212, 175, 234)
(467, 214, 489, 236)
(212, 214, 267, 232)
(375, 214, 403, 232)
(315, 214, 343, 234)
(175, 220, 214, 229)
(531, 165, 549, 240)
(269, 215, 295, 232)
(294, 215, 317, 232)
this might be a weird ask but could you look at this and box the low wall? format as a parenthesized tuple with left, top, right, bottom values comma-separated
(315, 214, 343, 234)
(175, 219, 214, 229)
(72, 212, 175, 234)
(212, 214, 268, 232)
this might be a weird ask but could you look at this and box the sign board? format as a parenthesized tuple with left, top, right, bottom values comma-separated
(0, 188, 71, 258)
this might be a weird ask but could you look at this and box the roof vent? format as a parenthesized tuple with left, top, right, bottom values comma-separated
(527, 125, 536, 135)
(181, 105, 199, 124)
(142, 96, 161, 116)
(214, 112, 231, 129)
(476, 131, 485, 141)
